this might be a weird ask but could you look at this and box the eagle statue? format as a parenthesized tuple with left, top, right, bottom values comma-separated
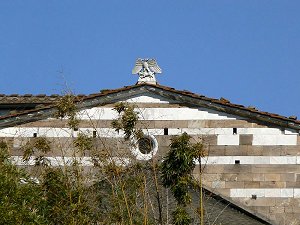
(132, 58, 162, 84)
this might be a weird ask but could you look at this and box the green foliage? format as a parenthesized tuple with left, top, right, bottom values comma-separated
(161, 132, 204, 224)
(40, 168, 92, 225)
(92, 163, 153, 225)
(0, 141, 46, 225)
(22, 137, 51, 166)
(161, 133, 201, 192)
(112, 102, 142, 140)
(0, 141, 9, 163)
(73, 133, 93, 154)
(172, 206, 192, 225)
(54, 94, 79, 129)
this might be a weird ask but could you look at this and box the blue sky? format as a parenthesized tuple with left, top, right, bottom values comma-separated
(0, 1, 300, 117)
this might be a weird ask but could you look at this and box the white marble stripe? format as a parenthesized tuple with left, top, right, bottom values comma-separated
(0, 127, 297, 146)
(124, 94, 174, 103)
(12, 155, 300, 166)
(10, 156, 130, 167)
(77, 107, 237, 120)
(230, 188, 298, 198)
(197, 156, 300, 165)
(217, 135, 240, 145)
(252, 135, 297, 145)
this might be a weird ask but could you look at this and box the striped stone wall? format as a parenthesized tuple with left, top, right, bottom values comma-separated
(0, 94, 299, 224)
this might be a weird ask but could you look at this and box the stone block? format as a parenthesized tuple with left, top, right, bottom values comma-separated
(290, 207, 300, 213)
(221, 173, 238, 182)
(223, 165, 252, 173)
(224, 146, 248, 156)
(252, 165, 300, 174)
(284, 206, 294, 213)
(229, 189, 249, 197)
(202, 180, 212, 187)
(286, 182, 300, 188)
(242, 198, 276, 207)
(214, 188, 230, 196)
(162, 120, 189, 128)
(264, 173, 281, 182)
(239, 134, 253, 145)
(84, 119, 113, 128)
(252, 206, 270, 215)
(187, 120, 207, 128)
(280, 173, 296, 182)
(281, 146, 300, 156)
(201, 173, 221, 182)
(206, 120, 225, 127)
(247, 146, 264, 156)
(198, 165, 225, 174)
(265, 189, 281, 197)
(297, 174, 300, 182)
(208, 119, 262, 128)
(206, 145, 225, 156)
(281, 189, 294, 197)
(23, 119, 68, 128)
(156, 146, 170, 156)
(271, 213, 286, 225)
(211, 180, 226, 188)
(279, 213, 300, 225)
(244, 181, 260, 188)
(136, 120, 155, 129)
(261, 146, 283, 156)
(293, 188, 300, 197)
(270, 156, 296, 164)
(252, 156, 270, 164)
(275, 197, 291, 207)
(259, 181, 286, 188)
(236, 173, 253, 181)
(218, 134, 239, 145)
(202, 135, 217, 145)
(270, 206, 285, 214)
(155, 136, 172, 147)
(252, 173, 265, 181)
(225, 181, 244, 188)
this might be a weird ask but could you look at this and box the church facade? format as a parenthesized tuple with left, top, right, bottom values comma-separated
(0, 61, 300, 225)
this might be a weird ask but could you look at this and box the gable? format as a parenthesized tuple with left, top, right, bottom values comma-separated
(1, 91, 297, 147)
(1, 83, 299, 224)
(0, 83, 299, 131)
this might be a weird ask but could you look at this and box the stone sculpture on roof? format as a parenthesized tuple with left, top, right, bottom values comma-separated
(132, 58, 162, 84)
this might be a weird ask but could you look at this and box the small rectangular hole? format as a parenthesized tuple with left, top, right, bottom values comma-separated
(233, 128, 237, 135)
(235, 160, 240, 164)
(164, 128, 168, 135)
(33, 133, 37, 138)
(93, 130, 97, 138)
(74, 127, 78, 131)
(251, 194, 257, 200)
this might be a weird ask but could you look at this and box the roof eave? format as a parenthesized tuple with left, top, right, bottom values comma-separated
(0, 83, 299, 131)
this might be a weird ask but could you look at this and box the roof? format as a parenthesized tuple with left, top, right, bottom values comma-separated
(191, 188, 270, 225)
(149, 185, 271, 224)
(0, 83, 299, 130)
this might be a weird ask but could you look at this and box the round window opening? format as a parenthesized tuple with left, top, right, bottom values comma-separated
(137, 137, 153, 154)
(131, 134, 158, 161)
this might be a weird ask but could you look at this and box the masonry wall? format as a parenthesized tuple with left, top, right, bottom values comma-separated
(0, 94, 300, 225)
